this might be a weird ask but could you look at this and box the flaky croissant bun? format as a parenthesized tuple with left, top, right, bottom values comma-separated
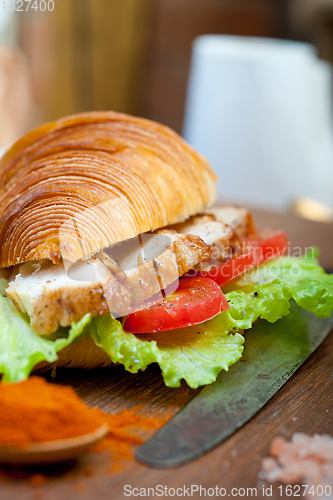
(35, 337, 114, 373)
(0, 111, 217, 268)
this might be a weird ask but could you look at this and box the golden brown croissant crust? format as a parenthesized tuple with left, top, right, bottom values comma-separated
(0, 111, 217, 268)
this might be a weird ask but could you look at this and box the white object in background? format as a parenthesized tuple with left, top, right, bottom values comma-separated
(0, 10, 18, 45)
(183, 36, 333, 210)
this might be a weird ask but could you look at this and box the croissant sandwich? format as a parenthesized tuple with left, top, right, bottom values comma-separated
(0, 111, 332, 388)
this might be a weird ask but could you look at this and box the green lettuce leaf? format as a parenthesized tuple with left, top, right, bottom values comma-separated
(0, 295, 90, 382)
(227, 252, 333, 318)
(90, 280, 294, 388)
(226, 280, 292, 327)
(91, 313, 244, 389)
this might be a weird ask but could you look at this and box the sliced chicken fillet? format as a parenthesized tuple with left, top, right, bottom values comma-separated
(6, 258, 131, 335)
(106, 230, 212, 305)
(158, 230, 213, 274)
(201, 206, 255, 238)
(6, 231, 212, 334)
(167, 214, 240, 261)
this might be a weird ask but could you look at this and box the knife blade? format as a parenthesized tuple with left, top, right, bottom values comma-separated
(136, 302, 333, 468)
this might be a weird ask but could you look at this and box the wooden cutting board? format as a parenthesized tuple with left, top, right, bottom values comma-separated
(1, 210, 332, 500)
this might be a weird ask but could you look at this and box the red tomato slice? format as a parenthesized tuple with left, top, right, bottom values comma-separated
(199, 229, 289, 288)
(243, 229, 289, 263)
(198, 251, 260, 287)
(124, 277, 229, 334)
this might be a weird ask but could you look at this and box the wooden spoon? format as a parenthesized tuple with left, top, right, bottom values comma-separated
(0, 424, 109, 465)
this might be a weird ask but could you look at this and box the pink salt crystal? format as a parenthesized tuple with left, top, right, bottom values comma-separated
(292, 433, 333, 461)
(306, 435, 333, 461)
(322, 462, 333, 476)
(261, 457, 277, 471)
(290, 433, 312, 456)
(286, 459, 322, 481)
(288, 433, 333, 462)
(264, 466, 284, 483)
(270, 437, 289, 457)
(292, 432, 310, 445)
(269, 468, 301, 484)
(260, 433, 333, 487)
(278, 450, 302, 466)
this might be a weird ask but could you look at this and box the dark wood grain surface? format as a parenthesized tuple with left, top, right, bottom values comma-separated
(1, 211, 332, 500)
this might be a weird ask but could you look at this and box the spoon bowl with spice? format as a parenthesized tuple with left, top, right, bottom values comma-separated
(0, 376, 110, 465)
(0, 424, 109, 465)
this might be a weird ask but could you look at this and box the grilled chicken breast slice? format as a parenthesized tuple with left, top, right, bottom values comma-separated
(6, 258, 131, 335)
(158, 230, 213, 275)
(202, 206, 255, 238)
(6, 232, 212, 334)
(168, 214, 240, 261)
(105, 230, 212, 305)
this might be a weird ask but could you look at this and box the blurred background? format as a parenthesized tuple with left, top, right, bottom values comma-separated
(0, 0, 333, 219)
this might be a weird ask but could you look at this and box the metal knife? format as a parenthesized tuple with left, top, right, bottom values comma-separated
(136, 302, 333, 468)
